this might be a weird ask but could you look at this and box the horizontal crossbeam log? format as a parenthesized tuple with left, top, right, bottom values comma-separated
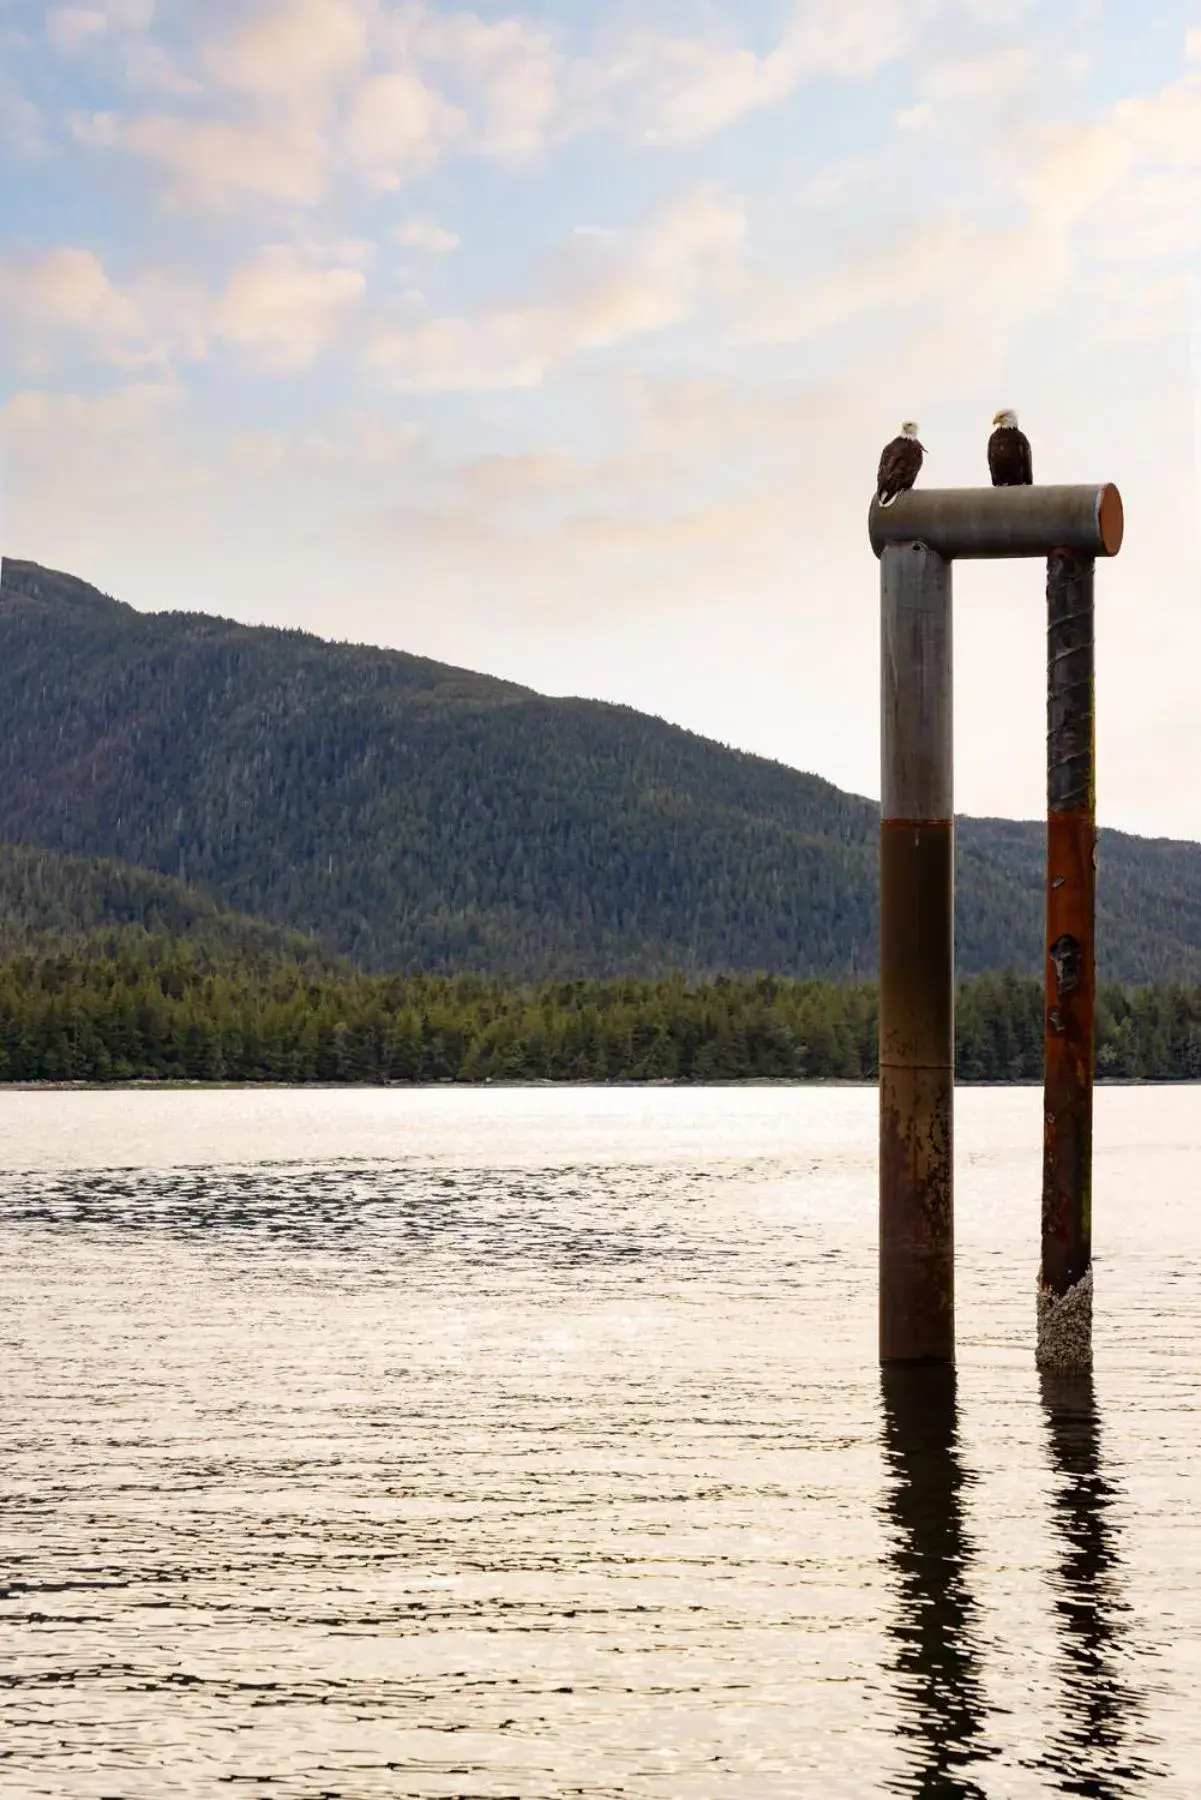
(869, 483, 1123, 561)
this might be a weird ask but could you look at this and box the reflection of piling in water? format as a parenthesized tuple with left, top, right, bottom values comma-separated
(1038, 1371, 1157, 1794)
(880, 1366, 991, 1797)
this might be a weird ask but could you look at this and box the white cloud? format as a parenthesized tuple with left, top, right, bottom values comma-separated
(115, 113, 332, 206)
(784, 0, 931, 79)
(205, 0, 367, 96)
(47, 8, 108, 52)
(345, 70, 467, 188)
(4, 380, 178, 442)
(923, 45, 1036, 105)
(46, 0, 152, 51)
(738, 53, 1201, 373)
(581, 0, 937, 145)
(1, 380, 208, 584)
(590, 28, 797, 144)
(0, 247, 148, 371)
(369, 187, 746, 391)
(888, 46, 1040, 138)
(107, 0, 154, 26)
(620, 370, 841, 456)
(737, 211, 1072, 377)
(75, 0, 947, 213)
(1186, 27, 1201, 61)
(214, 244, 367, 370)
(404, 10, 562, 162)
(0, 238, 370, 379)
(894, 103, 932, 130)
(1020, 69, 1201, 231)
(397, 215, 460, 255)
(228, 413, 423, 474)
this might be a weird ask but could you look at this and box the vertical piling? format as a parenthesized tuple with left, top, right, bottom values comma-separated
(1039, 549, 1095, 1371)
(879, 541, 955, 1365)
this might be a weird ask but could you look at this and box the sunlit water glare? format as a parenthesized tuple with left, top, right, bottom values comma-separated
(1, 1085, 1198, 1797)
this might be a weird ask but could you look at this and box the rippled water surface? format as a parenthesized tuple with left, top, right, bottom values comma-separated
(1, 1085, 1199, 1797)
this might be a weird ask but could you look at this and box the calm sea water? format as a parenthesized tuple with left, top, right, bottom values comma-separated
(1, 1085, 1199, 1798)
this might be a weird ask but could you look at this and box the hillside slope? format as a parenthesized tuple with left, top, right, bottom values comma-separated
(2, 556, 1199, 983)
(0, 841, 325, 963)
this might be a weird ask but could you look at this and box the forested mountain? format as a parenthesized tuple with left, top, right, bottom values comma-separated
(0, 843, 325, 963)
(2, 555, 1200, 984)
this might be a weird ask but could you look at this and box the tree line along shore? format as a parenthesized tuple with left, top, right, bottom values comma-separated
(2, 930, 1200, 1085)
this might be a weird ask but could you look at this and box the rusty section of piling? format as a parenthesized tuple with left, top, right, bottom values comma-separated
(1039, 549, 1095, 1371)
(879, 542, 955, 1365)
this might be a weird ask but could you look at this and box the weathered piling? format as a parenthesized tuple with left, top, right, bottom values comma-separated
(870, 477, 1121, 1371)
(1038, 550, 1096, 1371)
(879, 542, 955, 1364)
(869, 484, 1123, 561)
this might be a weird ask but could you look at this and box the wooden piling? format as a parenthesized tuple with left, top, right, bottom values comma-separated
(1039, 550, 1096, 1371)
(879, 541, 955, 1365)
(869, 479, 1121, 1369)
(870, 484, 1123, 561)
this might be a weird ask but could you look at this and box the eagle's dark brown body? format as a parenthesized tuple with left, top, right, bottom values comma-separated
(988, 423, 1032, 486)
(875, 432, 924, 506)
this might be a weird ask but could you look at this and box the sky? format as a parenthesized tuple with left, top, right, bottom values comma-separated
(1, 0, 1200, 839)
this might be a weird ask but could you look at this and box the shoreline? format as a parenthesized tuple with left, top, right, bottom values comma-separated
(0, 1076, 1180, 1092)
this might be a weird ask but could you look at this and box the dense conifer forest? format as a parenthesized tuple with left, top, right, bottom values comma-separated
(0, 843, 318, 962)
(4, 557, 1201, 985)
(2, 929, 1198, 1085)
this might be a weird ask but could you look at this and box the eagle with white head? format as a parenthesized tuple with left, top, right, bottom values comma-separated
(875, 422, 924, 507)
(988, 409, 1033, 486)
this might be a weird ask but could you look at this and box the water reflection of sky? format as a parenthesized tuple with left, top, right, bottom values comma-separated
(1, 1088, 1198, 1795)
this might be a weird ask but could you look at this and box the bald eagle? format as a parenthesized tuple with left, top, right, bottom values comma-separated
(988, 409, 1032, 486)
(875, 422, 924, 506)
